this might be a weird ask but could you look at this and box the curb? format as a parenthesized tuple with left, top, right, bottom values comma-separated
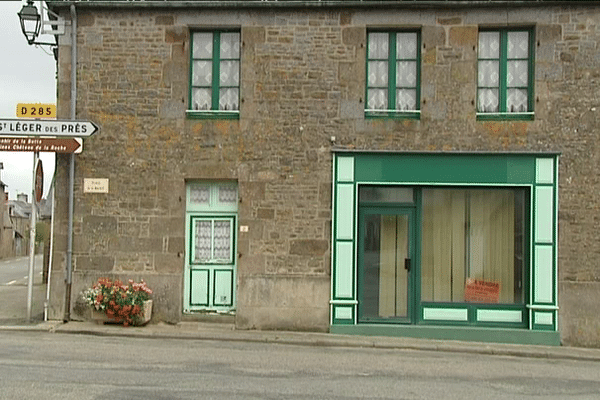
(2, 321, 600, 362)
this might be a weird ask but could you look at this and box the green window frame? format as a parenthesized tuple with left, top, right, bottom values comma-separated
(477, 28, 535, 121)
(365, 30, 421, 119)
(188, 30, 240, 120)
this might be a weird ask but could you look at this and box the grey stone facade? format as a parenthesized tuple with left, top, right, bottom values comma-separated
(47, 2, 600, 347)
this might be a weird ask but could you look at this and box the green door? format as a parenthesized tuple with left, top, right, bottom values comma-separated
(184, 183, 237, 314)
(358, 207, 415, 323)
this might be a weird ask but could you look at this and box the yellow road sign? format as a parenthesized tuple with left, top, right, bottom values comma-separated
(16, 103, 56, 119)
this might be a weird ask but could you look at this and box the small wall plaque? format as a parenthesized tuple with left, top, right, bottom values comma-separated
(84, 178, 109, 193)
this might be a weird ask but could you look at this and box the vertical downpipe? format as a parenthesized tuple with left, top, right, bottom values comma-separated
(63, 4, 77, 322)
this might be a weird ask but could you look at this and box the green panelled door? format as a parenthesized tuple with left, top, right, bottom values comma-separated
(184, 183, 238, 313)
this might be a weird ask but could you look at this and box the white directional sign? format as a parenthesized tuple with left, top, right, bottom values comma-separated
(0, 118, 98, 137)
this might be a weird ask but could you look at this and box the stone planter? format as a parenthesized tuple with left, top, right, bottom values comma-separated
(90, 300, 153, 326)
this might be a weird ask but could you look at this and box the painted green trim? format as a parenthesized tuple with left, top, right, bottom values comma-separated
(186, 110, 240, 120)
(213, 269, 234, 307)
(330, 324, 561, 346)
(536, 158, 554, 184)
(476, 112, 534, 121)
(353, 153, 537, 184)
(419, 302, 527, 328)
(365, 110, 421, 119)
(334, 241, 354, 299)
(189, 269, 210, 306)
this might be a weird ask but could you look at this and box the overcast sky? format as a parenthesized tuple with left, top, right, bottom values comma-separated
(0, 0, 57, 201)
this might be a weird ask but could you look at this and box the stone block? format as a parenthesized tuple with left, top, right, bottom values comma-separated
(342, 27, 364, 46)
(559, 281, 600, 347)
(243, 26, 266, 45)
(83, 216, 117, 235)
(165, 26, 188, 43)
(155, 15, 174, 25)
(449, 26, 477, 48)
(289, 239, 328, 256)
(75, 256, 114, 272)
(538, 24, 562, 44)
(155, 252, 183, 274)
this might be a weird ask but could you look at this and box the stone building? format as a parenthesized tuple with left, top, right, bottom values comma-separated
(45, 0, 600, 347)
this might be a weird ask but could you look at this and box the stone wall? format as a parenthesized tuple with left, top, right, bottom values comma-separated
(49, 4, 600, 345)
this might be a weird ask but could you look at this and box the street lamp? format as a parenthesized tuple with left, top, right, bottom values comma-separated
(17, 0, 57, 47)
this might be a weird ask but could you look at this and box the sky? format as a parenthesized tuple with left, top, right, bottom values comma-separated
(0, 0, 57, 201)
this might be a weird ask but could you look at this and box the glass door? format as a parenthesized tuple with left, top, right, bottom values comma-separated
(358, 207, 415, 323)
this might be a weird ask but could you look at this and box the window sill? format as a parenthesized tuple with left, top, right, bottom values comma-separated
(186, 110, 240, 120)
(477, 112, 534, 121)
(365, 110, 420, 120)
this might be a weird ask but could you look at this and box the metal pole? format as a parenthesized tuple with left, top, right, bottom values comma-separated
(63, 4, 76, 322)
(27, 152, 39, 322)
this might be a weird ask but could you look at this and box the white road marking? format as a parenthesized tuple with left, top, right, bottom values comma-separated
(7, 280, 17, 285)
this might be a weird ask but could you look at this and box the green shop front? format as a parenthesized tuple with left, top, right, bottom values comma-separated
(330, 151, 560, 345)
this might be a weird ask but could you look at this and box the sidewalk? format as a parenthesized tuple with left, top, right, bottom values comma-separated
(1, 317, 600, 363)
(1, 259, 599, 362)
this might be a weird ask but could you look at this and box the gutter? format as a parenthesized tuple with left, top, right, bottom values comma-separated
(45, 0, 600, 9)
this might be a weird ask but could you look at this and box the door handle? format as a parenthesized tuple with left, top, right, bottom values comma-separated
(404, 258, 411, 272)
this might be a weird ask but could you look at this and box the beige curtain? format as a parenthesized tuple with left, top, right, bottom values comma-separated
(379, 215, 409, 317)
(421, 189, 515, 303)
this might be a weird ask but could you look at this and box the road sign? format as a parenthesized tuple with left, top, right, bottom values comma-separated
(35, 160, 43, 204)
(0, 137, 83, 153)
(0, 118, 98, 137)
(16, 103, 56, 119)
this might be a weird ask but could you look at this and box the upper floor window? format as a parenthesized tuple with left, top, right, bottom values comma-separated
(188, 31, 240, 119)
(366, 30, 420, 119)
(477, 29, 534, 120)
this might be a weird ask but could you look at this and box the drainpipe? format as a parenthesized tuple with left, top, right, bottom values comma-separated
(63, 4, 76, 322)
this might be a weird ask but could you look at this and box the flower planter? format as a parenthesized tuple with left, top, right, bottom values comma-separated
(90, 299, 153, 326)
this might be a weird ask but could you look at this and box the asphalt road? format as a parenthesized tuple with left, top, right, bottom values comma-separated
(0, 255, 43, 286)
(1, 331, 599, 400)
(0, 255, 45, 322)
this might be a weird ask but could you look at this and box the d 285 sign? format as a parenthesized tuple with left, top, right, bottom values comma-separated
(0, 119, 98, 137)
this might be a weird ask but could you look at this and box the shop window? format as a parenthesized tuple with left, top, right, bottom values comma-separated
(421, 188, 527, 304)
(366, 30, 420, 119)
(477, 28, 534, 120)
(188, 31, 240, 119)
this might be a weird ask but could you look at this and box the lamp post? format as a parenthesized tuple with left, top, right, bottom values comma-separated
(17, 0, 59, 48)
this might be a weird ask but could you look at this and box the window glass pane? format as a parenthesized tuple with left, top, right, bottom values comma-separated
(508, 31, 529, 59)
(219, 88, 239, 111)
(478, 60, 499, 87)
(192, 88, 211, 111)
(396, 89, 417, 111)
(368, 61, 388, 87)
(508, 60, 528, 87)
(194, 220, 212, 262)
(421, 188, 526, 304)
(369, 33, 389, 59)
(479, 31, 499, 59)
(477, 89, 499, 113)
(193, 33, 213, 59)
(396, 61, 416, 87)
(360, 186, 413, 203)
(396, 32, 417, 59)
(367, 89, 388, 110)
(219, 186, 238, 204)
(507, 89, 528, 113)
(192, 61, 212, 86)
(190, 186, 210, 205)
(213, 220, 232, 261)
(220, 60, 239, 86)
(220, 32, 240, 59)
